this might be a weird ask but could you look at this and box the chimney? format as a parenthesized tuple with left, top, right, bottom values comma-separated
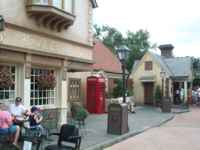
(159, 44, 174, 58)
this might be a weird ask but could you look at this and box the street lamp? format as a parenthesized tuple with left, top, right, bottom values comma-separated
(0, 15, 5, 31)
(116, 45, 130, 103)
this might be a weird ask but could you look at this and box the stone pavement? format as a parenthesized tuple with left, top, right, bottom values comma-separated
(80, 106, 174, 150)
(105, 106, 199, 150)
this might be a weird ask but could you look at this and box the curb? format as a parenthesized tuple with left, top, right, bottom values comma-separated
(84, 114, 175, 150)
(172, 109, 190, 114)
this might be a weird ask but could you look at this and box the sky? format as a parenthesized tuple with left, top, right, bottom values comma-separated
(93, 0, 200, 57)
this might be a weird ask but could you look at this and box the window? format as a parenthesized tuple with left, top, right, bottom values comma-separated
(68, 78, 81, 101)
(145, 61, 153, 71)
(64, 0, 73, 13)
(0, 65, 15, 103)
(32, 0, 48, 5)
(31, 68, 56, 106)
(52, 0, 62, 9)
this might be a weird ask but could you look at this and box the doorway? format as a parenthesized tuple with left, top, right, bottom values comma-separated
(144, 82, 154, 105)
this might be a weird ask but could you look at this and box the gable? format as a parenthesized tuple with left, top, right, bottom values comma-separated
(132, 52, 160, 75)
(92, 41, 122, 74)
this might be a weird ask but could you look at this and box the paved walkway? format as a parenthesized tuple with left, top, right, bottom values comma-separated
(80, 106, 173, 150)
(105, 106, 199, 150)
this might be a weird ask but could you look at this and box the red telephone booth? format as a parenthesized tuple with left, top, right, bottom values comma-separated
(87, 76, 105, 114)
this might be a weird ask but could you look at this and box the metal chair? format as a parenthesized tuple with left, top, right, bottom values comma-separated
(44, 124, 81, 150)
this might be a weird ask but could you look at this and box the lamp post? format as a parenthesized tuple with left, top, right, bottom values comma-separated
(107, 46, 130, 135)
(116, 46, 130, 103)
(160, 71, 166, 99)
(0, 15, 5, 31)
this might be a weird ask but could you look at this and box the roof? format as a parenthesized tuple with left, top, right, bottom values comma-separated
(132, 51, 192, 78)
(164, 57, 192, 77)
(150, 52, 173, 76)
(92, 41, 122, 74)
(152, 52, 192, 77)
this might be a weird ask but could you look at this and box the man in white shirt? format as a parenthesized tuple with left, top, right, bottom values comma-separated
(9, 97, 28, 126)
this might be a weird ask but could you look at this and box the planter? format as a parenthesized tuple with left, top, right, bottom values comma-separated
(37, 73, 56, 89)
(161, 97, 172, 113)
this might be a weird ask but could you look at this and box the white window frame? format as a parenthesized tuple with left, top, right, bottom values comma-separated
(0, 64, 16, 104)
(68, 78, 81, 102)
(30, 67, 56, 107)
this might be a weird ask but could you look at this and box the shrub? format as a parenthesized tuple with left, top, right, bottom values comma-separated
(71, 103, 88, 121)
(112, 79, 123, 98)
(154, 85, 162, 105)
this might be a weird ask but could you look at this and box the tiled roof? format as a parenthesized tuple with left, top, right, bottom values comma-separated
(164, 57, 192, 77)
(149, 52, 192, 77)
(92, 41, 122, 74)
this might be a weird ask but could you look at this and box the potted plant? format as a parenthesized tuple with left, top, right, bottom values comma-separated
(0, 66, 14, 89)
(37, 73, 56, 89)
(71, 103, 89, 126)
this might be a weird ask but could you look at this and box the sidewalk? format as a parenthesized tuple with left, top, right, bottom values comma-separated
(80, 106, 174, 150)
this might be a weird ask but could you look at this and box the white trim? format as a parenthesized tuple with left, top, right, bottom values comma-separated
(24, 79, 31, 108)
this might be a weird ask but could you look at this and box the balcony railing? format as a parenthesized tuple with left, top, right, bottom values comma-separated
(26, 0, 75, 31)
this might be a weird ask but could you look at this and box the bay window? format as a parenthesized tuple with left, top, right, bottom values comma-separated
(30, 0, 73, 14)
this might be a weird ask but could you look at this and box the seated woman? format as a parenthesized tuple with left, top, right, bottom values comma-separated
(29, 106, 44, 133)
(0, 103, 20, 149)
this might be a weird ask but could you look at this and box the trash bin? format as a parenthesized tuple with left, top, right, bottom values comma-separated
(162, 97, 171, 112)
(107, 103, 129, 135)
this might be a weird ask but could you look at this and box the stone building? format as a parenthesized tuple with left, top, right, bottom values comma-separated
(0, 0, 97, 128)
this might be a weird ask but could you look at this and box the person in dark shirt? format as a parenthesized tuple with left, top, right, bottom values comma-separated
(29, 106, 43, 128)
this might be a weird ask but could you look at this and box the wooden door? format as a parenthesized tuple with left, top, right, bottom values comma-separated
(144, 83, 154, 105)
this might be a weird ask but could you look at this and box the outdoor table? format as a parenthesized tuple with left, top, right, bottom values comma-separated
(21, 127, 43, 150)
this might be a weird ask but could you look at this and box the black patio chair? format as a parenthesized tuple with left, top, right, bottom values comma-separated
(45, 124, 81, 150)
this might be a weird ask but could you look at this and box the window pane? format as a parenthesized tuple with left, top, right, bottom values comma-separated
(31, 68, 56, 106)
(32, 0, 48, 5)
(145, 61, 153, 71)
(52, 0, 62, 9)
(64, 0, 73, 13)
(68, 78, 81, 101)
(0, 65, 15, 103)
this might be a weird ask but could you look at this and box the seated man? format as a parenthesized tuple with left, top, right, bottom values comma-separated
(9, 97, 28, 126)
(0, 103, 20, 148)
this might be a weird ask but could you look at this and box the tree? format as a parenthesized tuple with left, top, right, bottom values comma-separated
(93, 25, 156, 73)
(192, 57, 200, 86)
(93, 25, 124, 53)
(94, 25, 156, 96)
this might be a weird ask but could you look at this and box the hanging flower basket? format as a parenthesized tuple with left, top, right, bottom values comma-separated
(0, 66, 14, 89)
(37, 73, 56, 89)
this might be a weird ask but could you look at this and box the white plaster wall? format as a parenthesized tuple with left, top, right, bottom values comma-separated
(0, 0, 93, 46)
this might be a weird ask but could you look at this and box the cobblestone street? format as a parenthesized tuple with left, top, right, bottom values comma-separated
(81, 106, 173, 150)
(105, 106, 200, 150)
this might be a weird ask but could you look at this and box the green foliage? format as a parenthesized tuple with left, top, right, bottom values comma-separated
(127, 88, 134, 96)
(93, 24, 156, 74)
(75, 107, 89, 121)
(154, 85, 162, 104)
(112, 79, 123, 98)
(71, 103, 88, 121)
